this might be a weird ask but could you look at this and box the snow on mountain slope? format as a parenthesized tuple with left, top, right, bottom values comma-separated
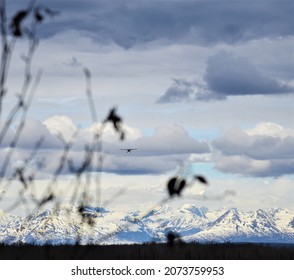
(268, 208, 294, 230)
(137, 204, 208, 239)
(0, 205, 293, 244)
(0, 210, 24, 244)
(186, 208, 294, 243)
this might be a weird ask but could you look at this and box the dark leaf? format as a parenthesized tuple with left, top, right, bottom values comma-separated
(10, 10, 28, 37)
(78, 205, 85, 213)
(104, 107, 122, 132)
(167, 177, 186, 197)
(167, 177, 177, 196)
(194, 175, 208, 185)
(177, 179, 186, 195)
(166, 231, 181, 246)
(167, 232, 176, 244)
(34, 8, 44, 23)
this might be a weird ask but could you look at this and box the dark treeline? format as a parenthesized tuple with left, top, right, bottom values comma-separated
(0, 242, 294, 260)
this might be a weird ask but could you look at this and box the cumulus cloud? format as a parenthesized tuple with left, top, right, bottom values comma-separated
(98, 123, 210, 175)
(211, 122, 294, 177)
(3, 119, 291, 178)
(132, 123, 210, 156)
(43, 115, 77, 142)
(0, 119, 60, 149)
(92, 123, 210, 175)
(245, 122, 294, 139)
(15, 119, 62, 150)
(0, 116, 209, 177)
(0, 118, 65, 177)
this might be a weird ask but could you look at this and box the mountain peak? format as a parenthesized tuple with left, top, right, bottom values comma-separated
(180, 204, 207, 217)
(0, 206, 293, 245)
(211, 208, 241, 225)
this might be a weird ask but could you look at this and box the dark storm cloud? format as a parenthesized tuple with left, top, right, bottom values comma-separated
(5, 0, 294, 47)
(157, 51, 294, 102)
(205, 51, 293, 96)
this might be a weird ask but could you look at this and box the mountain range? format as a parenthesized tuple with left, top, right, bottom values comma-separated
(1, 204, 294, 245)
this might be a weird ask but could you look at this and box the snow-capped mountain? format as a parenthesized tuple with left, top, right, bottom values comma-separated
(189, 208, 292, 243)
(0, 204, 294, 245)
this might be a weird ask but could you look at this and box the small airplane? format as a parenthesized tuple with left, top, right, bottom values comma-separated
(120, 148, 138, 153)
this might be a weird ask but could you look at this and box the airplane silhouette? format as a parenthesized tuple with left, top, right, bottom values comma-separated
(120, 148, 138, 153)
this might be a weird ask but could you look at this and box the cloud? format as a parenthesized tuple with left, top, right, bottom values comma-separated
(0, 116, 209, 177)
(98, 123, 210, 175)
(43, 115, 77, 142)
(157, 78, 224, 103)
(93, 123, 210, 175)
(157, 51, 294, 102)
(102, 154, 188, 175)
(132, 123, 210, 156)
(14, 119, 62, 150)
(211, 122, 294, 177)
(4, 119, 291, 178)
(245, 122, 294, 139)
(0, 119, 62, 177)
(205, 51, 294, 96)
(63, 1, 294, 47)
(7, 1, 294, 48)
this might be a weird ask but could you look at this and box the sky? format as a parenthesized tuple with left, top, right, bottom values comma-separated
(1, 0, 293, 215)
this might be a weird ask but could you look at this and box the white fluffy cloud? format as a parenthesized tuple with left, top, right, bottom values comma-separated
(133, 123, 209, 156)
(3, 118, 293, 178)
(245, 122, 294, 138)
(43, 115, 77, 142)
(0, 116, 209, 177)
